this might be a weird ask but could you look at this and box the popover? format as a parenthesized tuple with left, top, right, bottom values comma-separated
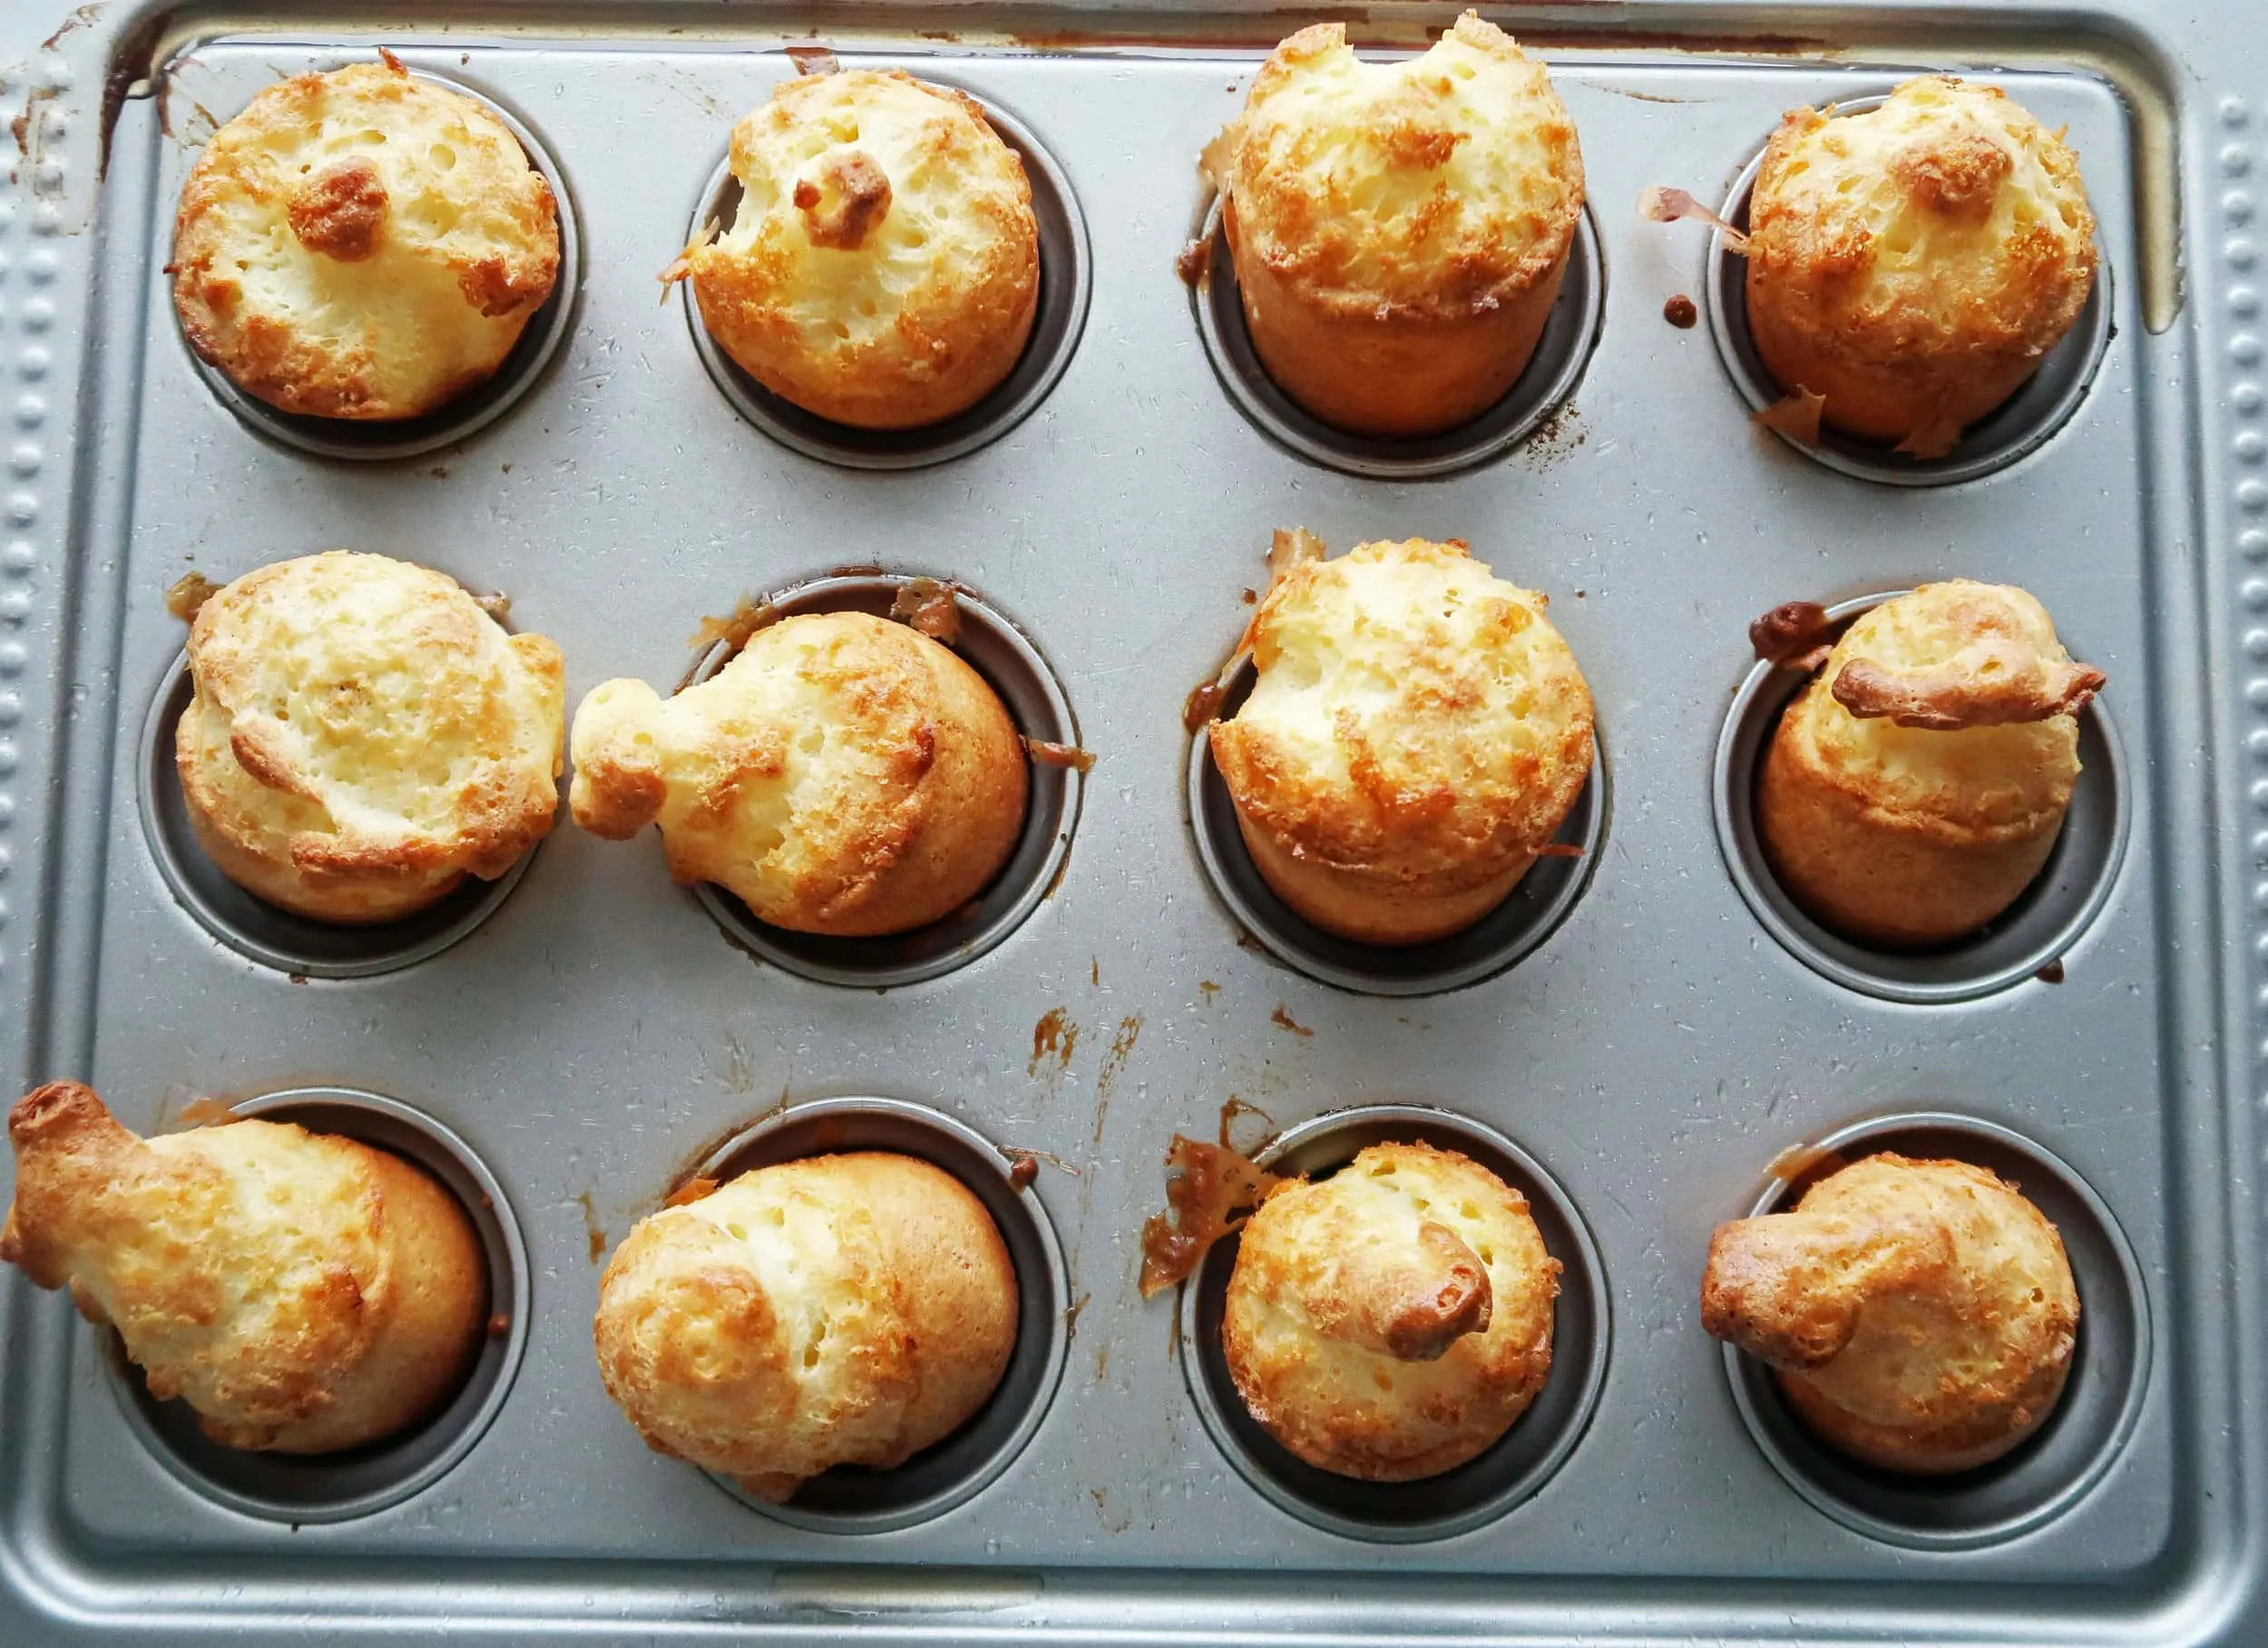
(1703, 1151, 2079, 1474)
(1759, 580, 2103, 947)
(1, 1082, 486, 1453)
(1224, 1140, 1558, 1481)
(171, 57, 562, 421)
(684, 68, 1039, 428)
(569, 609, 1026, 937)
(1208, 535, 1594, 945)
(593, 1152, 1018, 1500)
(1209, 13, 1584, 437)
(1745, 76, 2097, 452)
(176, 551, 565, 924)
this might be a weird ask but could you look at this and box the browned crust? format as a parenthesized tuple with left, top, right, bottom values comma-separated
(1220, 17, 1584, 326)
(1830, 654, 2106, 730)
(793, 149, 893, 251)
(287, 156, 389, 262)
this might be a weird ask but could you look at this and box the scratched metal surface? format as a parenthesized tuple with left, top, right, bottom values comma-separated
(0, 3, 2254, 1643)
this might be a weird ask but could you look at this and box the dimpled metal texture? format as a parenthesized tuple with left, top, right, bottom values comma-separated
(0, 10, 2257, 1648)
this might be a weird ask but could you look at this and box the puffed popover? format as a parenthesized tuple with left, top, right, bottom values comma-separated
(570, 610, 1026, 937)
(1211, 13, 1585, 437)
(1760, 580, 2103, 947)
(177, 551, 565, 924)
(1745, 76, 2097, 452)
(1209, 536, 1594, 945)
(172, 58, 561, 420)
(593, 1152, 1018, 1500)
(685, 69, 1039, 428)
(1, 1082, 486, 1453)
(1703, 1151, 2079, 1474)
(1225, 1141, 1558, 1481)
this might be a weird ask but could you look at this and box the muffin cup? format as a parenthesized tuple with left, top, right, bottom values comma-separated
(682, 1096, 1069, 1533)
(1224, 194, 1569, 440)
(141, 651, 540, 979)
(1706, 94, 2114, 487)
(684, 573, 1080, 988)
(1717, 1111, 2149, 1549)
(1177, 1105, 1608, 1542)
(1713, 590, 2128, 1002)
(101, 1087, 529, 1525)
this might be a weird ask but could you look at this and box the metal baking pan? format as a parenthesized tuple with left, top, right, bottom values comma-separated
(0, 1, 2256, 1643)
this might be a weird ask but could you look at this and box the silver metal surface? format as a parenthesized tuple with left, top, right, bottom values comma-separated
(0, 5, 2253, 1645)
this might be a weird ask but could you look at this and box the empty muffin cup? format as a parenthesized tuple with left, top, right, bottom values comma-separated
(100, 1086, 529, 1525)
(139, 651, 542, 979)
(682, 83, 1090, 470)
(1178, 1105, 1608, 1542)
(176, 65, 582, 463)
(1714, 591, 2127, 1004)
(1188, 657, 1604, 997)
(1718, 1110, 2149, 1549)
(685, 574, 1080, 988)
(1705, 95, 2113, 488)
(1191, 197, 1604, 481)
(682, 1095, 1069, 1533)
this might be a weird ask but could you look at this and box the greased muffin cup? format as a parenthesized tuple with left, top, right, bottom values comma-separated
(1208, 13, 1585, 438)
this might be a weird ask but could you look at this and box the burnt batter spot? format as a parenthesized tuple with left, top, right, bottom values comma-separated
(1269, 1006, 1314, 1038)
(1663, 294, 1699, 328)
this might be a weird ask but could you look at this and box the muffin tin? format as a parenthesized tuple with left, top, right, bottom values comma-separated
(0, 9, 2252, 1648)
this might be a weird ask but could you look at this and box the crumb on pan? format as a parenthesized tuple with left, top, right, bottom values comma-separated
(1139, 1132, 1289, 1299)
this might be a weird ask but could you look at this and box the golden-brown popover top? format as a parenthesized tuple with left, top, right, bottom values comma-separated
(1702, 1151, 2079, 1473)
(0, 1081, 486, 1453)
(1776, 580, 2100, 847)
(176, 551, 565, 922)
(568, 610, 1027, 936)
(171, 58, 561, 420)
(1213, 13, 1583, 322)
(592, 1152, 1018, 1500)
(1209, 538, 1593, 895)
(1224, 1140, 1559, 1481)
(1747, 78, 2095, 375)
(687, 69, 1039, 428)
